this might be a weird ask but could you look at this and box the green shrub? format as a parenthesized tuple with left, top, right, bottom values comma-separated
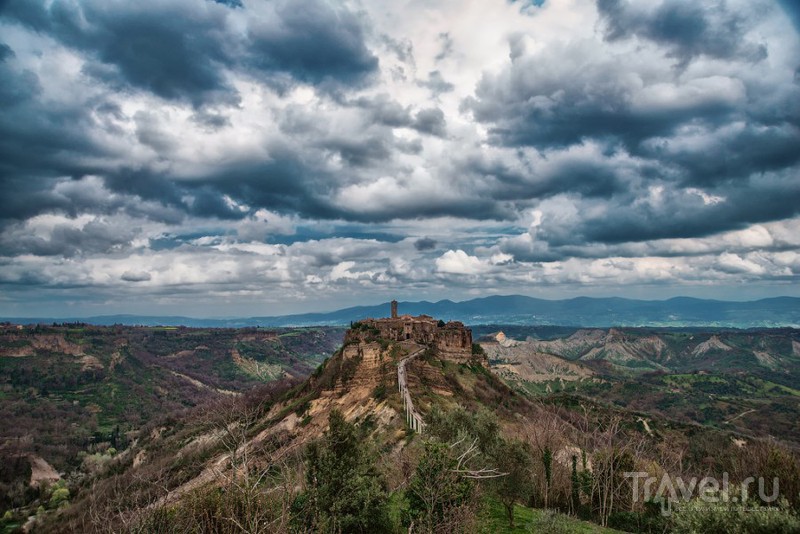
(293, 410, 390, 533)
(671, 497, 800, 534)
(49, 487, 70, 509)
(373, 383, 387, 401)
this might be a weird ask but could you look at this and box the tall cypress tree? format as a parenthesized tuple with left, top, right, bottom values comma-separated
(296, 410, 390, 533)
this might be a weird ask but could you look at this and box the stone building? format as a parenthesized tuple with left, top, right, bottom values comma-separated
(345, 302, 479, 364)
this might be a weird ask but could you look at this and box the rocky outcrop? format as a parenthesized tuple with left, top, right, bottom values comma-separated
(691, 335, 732, 356)
(339, 305, 486, 433)
(481, 341, 594, 383)
(337, 342, 389, 392)
(29, 455, 60, 487)
(436, 323, 474, 364)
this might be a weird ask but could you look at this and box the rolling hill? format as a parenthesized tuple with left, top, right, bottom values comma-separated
(0, 323, 344, 515)
(4, 295, 800, 328)
(8, 318, 798, 533)
(479, 327, 800, 446)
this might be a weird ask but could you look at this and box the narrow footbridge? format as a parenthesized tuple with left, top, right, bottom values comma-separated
(397, 347, 426, 433)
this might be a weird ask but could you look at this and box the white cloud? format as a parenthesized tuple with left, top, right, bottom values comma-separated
(686, 188, 725, 206)
(435, 249, 489, 275)
(716, 252, 766, 275)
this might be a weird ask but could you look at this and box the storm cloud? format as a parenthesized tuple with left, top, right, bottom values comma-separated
(1, 0, 799, 316)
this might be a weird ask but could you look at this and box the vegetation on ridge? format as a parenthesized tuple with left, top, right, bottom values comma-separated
(2, 321, 800, 532)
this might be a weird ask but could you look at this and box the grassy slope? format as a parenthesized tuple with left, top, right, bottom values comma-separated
(480, 498, 623, 534)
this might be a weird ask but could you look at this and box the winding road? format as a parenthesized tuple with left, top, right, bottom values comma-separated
(397, 347, 426, 434)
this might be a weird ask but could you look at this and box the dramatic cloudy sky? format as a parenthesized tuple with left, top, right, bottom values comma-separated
(1, 0, 799, 316)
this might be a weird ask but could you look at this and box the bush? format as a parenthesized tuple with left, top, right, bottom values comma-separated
(373, 383, 387, 401)
(609, 508, 667, 533)
(671, 497, 800, 534)
(49, 487, 70, 509)
(406, 439, 477, 532)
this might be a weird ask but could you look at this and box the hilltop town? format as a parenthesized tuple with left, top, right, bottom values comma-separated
(344, 300, 481, 365)
(334, 301, 486, 432)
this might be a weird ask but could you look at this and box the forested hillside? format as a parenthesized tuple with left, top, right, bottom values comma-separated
(0, 323, 343, 518)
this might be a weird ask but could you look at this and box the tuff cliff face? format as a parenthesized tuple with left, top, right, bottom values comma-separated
(322, 309, 485, 435)
(96, 309, 492, 514)
(335, 341, 391, 392)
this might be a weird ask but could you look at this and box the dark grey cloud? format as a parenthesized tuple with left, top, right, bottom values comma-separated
(0, 0, 387, 238)
(355, 95, 413, 127)
(459, 150, 630, 202)
(321, 136, 393, 167)
(414, 237, 437, 251)
(202, 156, 341, 220)
(0, 1, 482, 230)
(465, 1, 786, 157)
(121, 270, 152, 282)
(1, 0, 378, 107)
(0, 47, 95, 191)
(353, 96, 448, 137)
(0, 262, 50, 286)
(466, 52, 740, 151)
(134, 111, 179, 152)
(1, 0, 237, 106)
(597, 0, 768, 68)
(0, 216, 140, 257)
(101, 169, 183, 207)
(0, 5, 236, 232)
(526, 170, 800, 251)
(246, 0, 378, 88)
(459, 0, 800, 254)
(644, 123, 800, 187)
(412, 108, 447, 137)
(191, 110, 231, 131)
(381, 34, 414, 64)
(395, 137, 423, 155)
(188, 186, 250, 220)
(0, 43, 40, 108)
(1, 0, 795, 239)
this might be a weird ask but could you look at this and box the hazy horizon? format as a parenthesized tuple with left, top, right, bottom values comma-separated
(2, 292, 798, 321)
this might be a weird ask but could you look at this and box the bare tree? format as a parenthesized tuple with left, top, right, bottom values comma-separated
(588, 416, 649, 527)
(522, 408, 564, 510)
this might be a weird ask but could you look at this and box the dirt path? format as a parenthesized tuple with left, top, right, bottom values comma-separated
(725, 408, 756, 424)
(170, 370, 239, 396)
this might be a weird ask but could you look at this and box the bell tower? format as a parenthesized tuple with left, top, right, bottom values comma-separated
(391, 300, 398, 319)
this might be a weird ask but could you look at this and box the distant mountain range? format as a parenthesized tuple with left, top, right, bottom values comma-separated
(3, 295, 799, 328)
